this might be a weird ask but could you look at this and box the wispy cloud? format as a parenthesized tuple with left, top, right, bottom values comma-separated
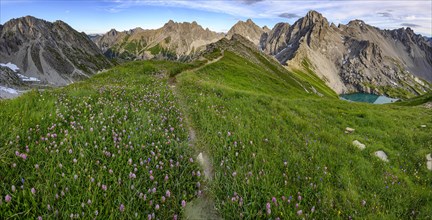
(105, 0, 255, 16)
(0, 0, 32, 4)
(401, 23, 421, 28)
(103, 0, 431, 35)
(377, 12, 392, 18)
(239, 0, 264, 5)
(279, 13, 299, 19)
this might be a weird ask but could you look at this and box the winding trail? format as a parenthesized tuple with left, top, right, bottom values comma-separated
(169, 53, 224, 219)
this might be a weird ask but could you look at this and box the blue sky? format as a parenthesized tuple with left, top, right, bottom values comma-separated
(1, 0, 431, 36)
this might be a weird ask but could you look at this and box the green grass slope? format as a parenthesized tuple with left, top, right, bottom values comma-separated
(0, 61, 203, 219)
(175, 40, 432, 219)
(1, 36, 431, 219)
(395, 92, 432, 106)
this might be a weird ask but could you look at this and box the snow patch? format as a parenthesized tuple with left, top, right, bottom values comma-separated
(0, 86, 19, 94)
(0, 62, 19, 72)
(276, 47, 290, 56)
(17, 73, 41, 82)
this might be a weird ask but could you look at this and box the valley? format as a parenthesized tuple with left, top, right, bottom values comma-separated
(1, 4, 432, 219)
(1, 34, 431, 219)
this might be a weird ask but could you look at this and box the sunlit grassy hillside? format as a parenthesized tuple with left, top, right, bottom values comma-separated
(1, 37, 431, 219)
(175, 50, 432, 218)
(0, 61, 203, 219)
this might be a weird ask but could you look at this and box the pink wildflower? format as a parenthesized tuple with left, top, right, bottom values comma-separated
(5, 194, 11, 203)
(266, 202, 271, 215)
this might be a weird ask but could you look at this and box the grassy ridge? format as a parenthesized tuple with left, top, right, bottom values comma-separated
(395, 92, 432, 106)
(1, 46, 431, 219)
(176, 52, 432, 218)
(0, 61, 202, 219)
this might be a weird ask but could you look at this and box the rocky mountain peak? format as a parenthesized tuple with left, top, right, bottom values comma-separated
(263, 25, 271, 32)
(304, 10, 326, 24)
(0, 16, 112, 88)
(93, 20, 223, 60)
(165, 20, 176, 27)
(227, 19, 264, 45)
(20, 16, 46, 26)
(107, 29, 118, 36)
(3, 16, 50, 37)
(260, 11, 432, 97)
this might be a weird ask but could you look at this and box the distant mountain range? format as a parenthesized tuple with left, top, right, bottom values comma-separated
(0, 11, 431, 98)
(258, 11, 431, 95)
(92, 20, 223, 61)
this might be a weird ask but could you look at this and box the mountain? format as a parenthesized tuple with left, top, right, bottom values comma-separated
(0, 16, 112, 87)
(259, 11, 432, 98)
(197, 34, 337, 98)
(87, 34, 102, 41)
(424, 37, 432, 47)
(226, 19, 268, 46)
(93, 21, 224, 60)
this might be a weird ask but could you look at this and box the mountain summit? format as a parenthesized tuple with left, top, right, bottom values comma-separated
(0, 16, 111, 86)
(93, 21, 223, 60)
(226, 19, 269, 46)
(258, 10, 431, 97)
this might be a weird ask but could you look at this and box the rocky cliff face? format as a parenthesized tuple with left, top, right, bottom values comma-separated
(93, 21, 224, 60)
(226, 19, 268, 46)
(259, 11, 431, 97)
(0, 16, 112, 87)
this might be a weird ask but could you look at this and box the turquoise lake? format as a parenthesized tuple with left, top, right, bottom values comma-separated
(340, 93, 399, 104)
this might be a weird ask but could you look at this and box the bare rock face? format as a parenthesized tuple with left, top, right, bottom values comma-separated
(0, 16, 112, 86)
(226, 19, 268, 46)
(93, 20, 224, 60)
(259, 11, 432, 97)
(0, 66, 23, 88)
(260, 22, 291, 55)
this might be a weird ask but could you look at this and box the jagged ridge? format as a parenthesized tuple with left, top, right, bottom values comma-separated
(259, 11, 432, 98)
(93, 20, 224, 60)
(0, 16, 112, 86)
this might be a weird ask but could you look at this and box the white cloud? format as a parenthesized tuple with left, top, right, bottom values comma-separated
(105, 0, 254, 16)
(106, 0, 431, 36)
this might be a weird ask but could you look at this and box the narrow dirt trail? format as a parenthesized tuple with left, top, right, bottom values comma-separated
(168, 54, 223, 220)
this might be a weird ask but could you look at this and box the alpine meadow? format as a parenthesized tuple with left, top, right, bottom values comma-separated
(1, 1, 432, 219)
